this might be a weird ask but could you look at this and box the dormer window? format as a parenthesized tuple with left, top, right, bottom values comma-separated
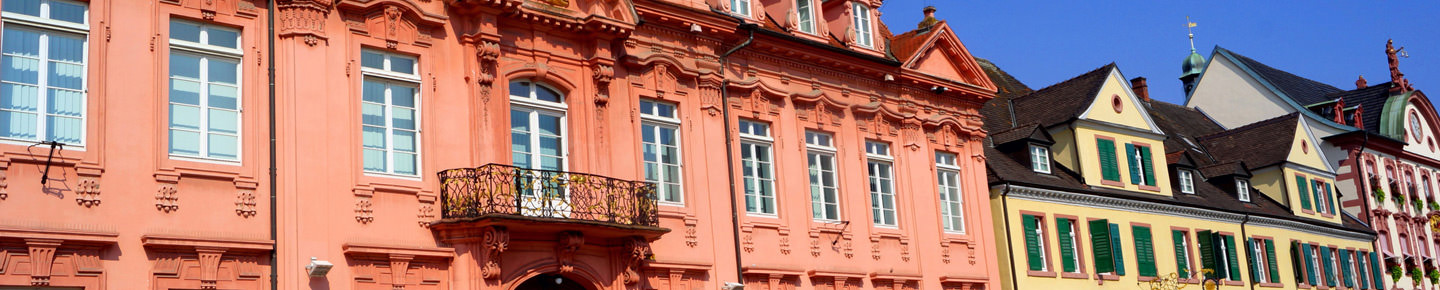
(796, 0, 814, 34)
(1178, 170, 1195, 194)
(730, 0, 750, 18)
(851, 2, 873, 48)
(1236, 179, 1251, 202)
(1029, 145, 1050, 173)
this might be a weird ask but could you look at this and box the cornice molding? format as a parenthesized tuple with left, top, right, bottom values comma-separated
(1005, 185, 1374, 241)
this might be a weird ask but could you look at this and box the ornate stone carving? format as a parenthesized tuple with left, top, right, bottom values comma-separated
(870, 237, 881, 260)
(779, 236, 791, 255)
(621, 237, 651, 285)
(941, 243, 951, 264)
(593, 63, 615, 105)
(698, 80, 722, 116)
(156, 184, 180, 213)
(235, 190, 257, 218)
(355, 198, 374, 224)
(389, 255, 412, 287)
(417, 203, 435, 227)
(684, 217, 698, 247)
(476, 40, 500, 106)
(1387, 39, 1413, 93)
(27, 239, 60, 286)
(383, 5, 402, 48)
(555, 231, 583, 273)
(742, 233, 754, 253)
(0, 170, 7, 200)
(480, 226, 508, 280)
(277, 0, 331, 46)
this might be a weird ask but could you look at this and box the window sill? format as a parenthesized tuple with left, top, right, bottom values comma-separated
(1321, 213, 1335, 218)
(1097, 274, 1120, 281)
(1258, 282, 1284, 288)
(1303, 209, 1316, 215)
(1179, 278, 1201, 284)
(1223, 280, 1243, 286)
(1060, 272, 1088, 279)
(1101, 180, 1124, 187)
(1026, 270, 1056, 278)
(1138, 276, 1158, 282)
(1137, 184, 1161, 192)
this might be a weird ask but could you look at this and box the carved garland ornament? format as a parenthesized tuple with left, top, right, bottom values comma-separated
(355, 198, 374, 224)
(156, 184, 180, 213)
(76, 176, 100, 207)
(235, 190, 257, 218)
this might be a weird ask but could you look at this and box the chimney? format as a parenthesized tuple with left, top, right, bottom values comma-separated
(917, 6, 939, 29)
(1130, 77, 1150, 102)
(1356, 75, 1368, 89)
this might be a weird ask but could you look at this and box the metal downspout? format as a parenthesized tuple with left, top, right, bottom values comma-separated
(1241, 214, 1253, 290)
(999, 183, 1018, 289)
(720, 23, 756, 285)
(265, 1, 279, 289)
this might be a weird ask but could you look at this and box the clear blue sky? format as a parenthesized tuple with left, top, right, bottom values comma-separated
(879, 1, 1440, 105)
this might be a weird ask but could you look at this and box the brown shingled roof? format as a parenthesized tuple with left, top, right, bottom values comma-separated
(1010, 63, 1116, 127)
(1198, 113, 1301, 169)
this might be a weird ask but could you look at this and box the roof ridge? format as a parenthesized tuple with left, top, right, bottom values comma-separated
(1196, 112, 1300, 141)
(1013, 63, 1115, 103)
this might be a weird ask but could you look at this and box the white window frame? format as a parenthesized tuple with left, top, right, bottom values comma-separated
(1218, 235, 1232, 280)
(1034, 217, 1048, 270)
(866, 140, 896, 227)
(850, 2, 873, 48)
(806, 130, 839, 222)
(1237, 179, 1251, 202)
(739, 119, 776, 216)
(1178, 170, 1195, 194)
(1252, 238, 1269, 283)
(360, 49, 421, 177)
(640, 99, 683, 205)
(935, 151, 964, 233)
(730, 0, 750, 18)
(795, 0, 814, 34)
(1029, 144, 1050, 173)
(167, 19, 243, 162)
(1314, 180, 1329, 214)
(0, 0, 89, 147)
(1063, 219, 1080, 273)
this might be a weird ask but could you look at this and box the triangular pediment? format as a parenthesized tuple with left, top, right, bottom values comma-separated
(1078, 68, 1163, 135)
(899, 23, 996, 92)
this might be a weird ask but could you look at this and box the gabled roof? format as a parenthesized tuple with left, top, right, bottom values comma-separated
(1010, 63, 1116, 127)
(1221, 48, 1344, 105)
(887, 21, 995, 92)
(1197, 113, 1301, 169)
(1147, 100, 1225, 154)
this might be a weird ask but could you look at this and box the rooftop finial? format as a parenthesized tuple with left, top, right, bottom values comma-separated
(1186, 16, 1198, 52)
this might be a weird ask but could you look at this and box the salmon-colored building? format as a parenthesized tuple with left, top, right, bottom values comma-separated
(0, 0, 1001, 290)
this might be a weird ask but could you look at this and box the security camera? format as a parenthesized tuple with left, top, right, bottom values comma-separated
(722, 282, 745, 290)
(306, 257, 333, 277)
(931, 86, 947, 94)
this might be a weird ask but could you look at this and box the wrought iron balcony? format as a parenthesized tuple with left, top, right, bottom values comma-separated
(439, 164, 660, 227)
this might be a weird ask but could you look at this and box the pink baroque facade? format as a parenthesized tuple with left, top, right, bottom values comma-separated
(0, 0, 999, 289)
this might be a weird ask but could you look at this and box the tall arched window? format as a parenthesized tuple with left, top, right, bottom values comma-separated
(509, 80, 566, 171)
(509, 80, 567, 216)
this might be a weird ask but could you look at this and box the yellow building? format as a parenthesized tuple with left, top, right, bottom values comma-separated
(982, 64, 1382, 290)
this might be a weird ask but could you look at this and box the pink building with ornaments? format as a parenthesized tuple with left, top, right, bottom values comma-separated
(0, 0, 1001, 289)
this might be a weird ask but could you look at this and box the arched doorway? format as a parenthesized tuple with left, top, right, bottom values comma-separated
(515, 273, 590, 290)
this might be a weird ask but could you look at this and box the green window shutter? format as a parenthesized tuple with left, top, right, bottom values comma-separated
(1110, 223, 1126, 275)
(1225, 235, 1241, 281)
(1290, 241, 1304, 284)
(1197, 230, 1216, 279)
(1089, 219, 1115, 274)
(1140, 146, 1156, 186)
(1327, 184, 1338, 214)
(1264, 240, 1279, 283)
(1057, 218, 1076, 273)
(1311, 180, 1325, 213)
(1296, 175, 1312, 210)
(1098, 139, 1120, 181)
(1341, 249, 1354, 287)
(1173, 230, 1190, 278)
(1246, 238, 1259, 283)
(1126, 143, 1140, 184)
(1322, 247, 1335, 287)
(1303, 244, 1317, 285)
(1370, 252, 1383, 289)
(1023, 215, 1043, 271)
(1133, 226, 1156, 277)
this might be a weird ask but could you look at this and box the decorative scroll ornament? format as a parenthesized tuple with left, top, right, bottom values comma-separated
(622, 237, 652, 285)
(555, 231, 584, 273)
(476, 41, 501, 106)
(480, 226, 509, 280)
(593, 64, 615, 105)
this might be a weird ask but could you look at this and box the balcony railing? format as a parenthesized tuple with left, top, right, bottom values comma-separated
(439, 164, 660, 227)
